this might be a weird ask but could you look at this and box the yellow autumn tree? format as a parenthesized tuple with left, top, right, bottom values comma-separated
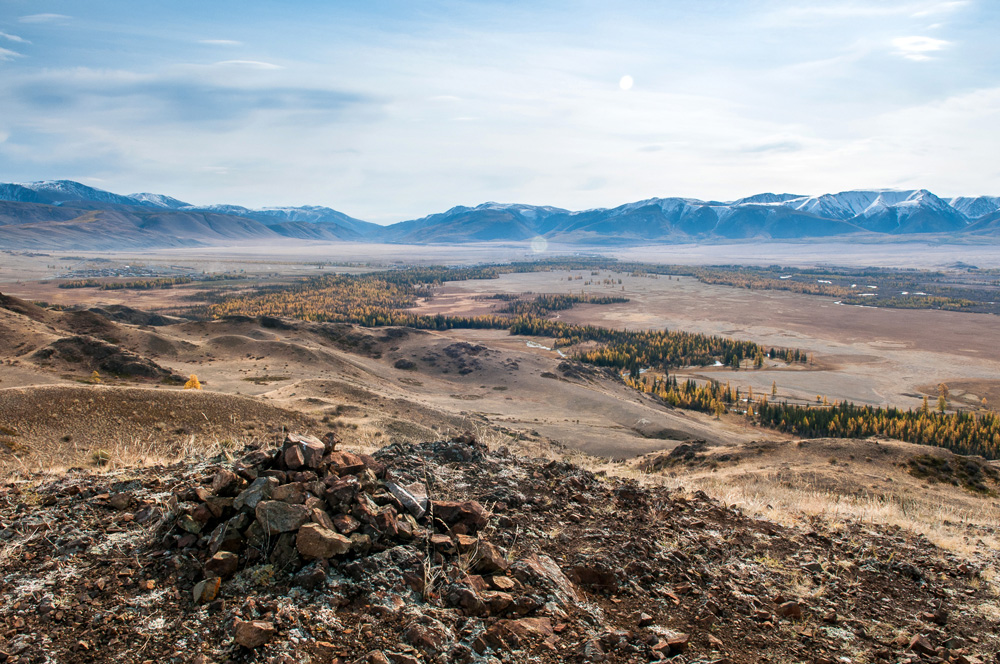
(184, 374, 202, 390)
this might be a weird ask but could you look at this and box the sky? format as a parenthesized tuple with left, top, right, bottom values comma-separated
(0, 0, 998, 223)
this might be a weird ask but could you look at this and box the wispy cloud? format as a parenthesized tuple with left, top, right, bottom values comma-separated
(0, 31, 30, 44)
(0, 47, 24, 61)
(891, 35, 950, 61)
(214, 60, 283, 70)
(199, 39, 242, 46)
(10, 67, 376, 128)
(769, 1, 970, 22)
(911, 1, 969, 17)
(19, 13, 72, 24)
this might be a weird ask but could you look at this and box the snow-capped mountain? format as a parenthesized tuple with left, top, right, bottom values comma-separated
(1, 181, 999, 249)
(949, 196, 1000, 219)
(127, 192, 191, 209)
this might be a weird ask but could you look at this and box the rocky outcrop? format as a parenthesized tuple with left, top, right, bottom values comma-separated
(0, 431, 995, 663)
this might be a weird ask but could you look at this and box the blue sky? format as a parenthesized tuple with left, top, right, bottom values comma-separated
(0, 0, 998, 223)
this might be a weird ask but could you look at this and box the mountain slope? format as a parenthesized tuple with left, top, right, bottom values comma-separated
(1, 181, 999, 248)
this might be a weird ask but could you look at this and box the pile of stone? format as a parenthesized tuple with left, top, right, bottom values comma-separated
(168, 432, 508, 609)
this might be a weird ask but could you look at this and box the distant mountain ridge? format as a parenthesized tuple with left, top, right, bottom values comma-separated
(0, 179, 999, 250)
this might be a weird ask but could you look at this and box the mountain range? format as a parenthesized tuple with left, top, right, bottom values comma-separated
(1, 179, 999, 250)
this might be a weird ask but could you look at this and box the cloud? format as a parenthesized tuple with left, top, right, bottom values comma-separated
(0, 47, 23, 61)
(10, 67, 378, 128)
(0, 31, 30, 44)
(891, 35, 950, 60)
(199, 39, 242, 46)
(911, 1, 969, 17)
(769, 1, 969, 23)
(214, 60, 283, 70)
(740, 139, 805, 153)
(19, 13, 71, 23)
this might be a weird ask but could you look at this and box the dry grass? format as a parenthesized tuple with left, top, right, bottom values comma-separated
(3, 433, 251, 482)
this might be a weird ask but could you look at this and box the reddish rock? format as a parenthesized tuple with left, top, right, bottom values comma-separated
(311, 507, 336, 531)
(296, 523, 352, 559)
(332, 513, 361, 535)
(375, 508, 399, 537)
(283, 444, 305, 470)
(667, 634, 690, 655)
(473, 617, 554, 652)
(909, 635, 936, 657)
(204, 551, 238, 578)
(511, 554, 580, 605)
(405, 621, 452, 656)
(234, 619, 276, 649)
(474, 540, 509, 573)
(489, 575, 516, 591)
(325, 476, 360, 507)
(271, 482, 307, 504)
(256, 500, 311, 535)
(324, 451, 366, 476)
(777, 601, 803, 619)
(211, 468, 242, 496)
(286, 432, 326, 468)
(459, 574, 490, 593)
(192, 577, 221, 604)
(454, 533, 478, 552)
(431, 533, 455, 553)
(482, 590, 514, 614)
(432, 500, 489, 533)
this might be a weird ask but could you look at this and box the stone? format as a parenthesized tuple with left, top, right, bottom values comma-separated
(296, 523, 352, 559)
(473, 617, 553, 653)
(667, 634, 690, 655)
(176, 514, 203, 535)
(482, 590, 514, 614)
(511, 554, 581, 605)
(454, 534, 478, 552)
(208, 513, 248, 554)
(473, 540, 509, 574)
(108, 493, 132, 510)
(284, 444, 305, 470)
(256, 500, 311, 535)
(324, 451, 366, 476)
(204, 551, 239, 578)
(234, 619, 276, 649)
(192, 577, 221, 604)
(325, 476, 360, 508)
(211, 468, 242, 496)
(332, 513, 361, 535)
(353, 493, 379, 524)
(431, 533, 455, 553)
(777, 601, 803, 619)
(909, 635, 936, 657)
(311, 507, 336, 531)
(431, 500, 489, 533)
(637, 612, 654, 627)
(405, 619, 453, 656)
(233, 477, 279, 511)
(489, 575, 516, 591)
(271, 482, 307, 504)
(385, 481, 427, 518)
(204, 496, 233, 519)
(293, 562, 327, 590)
(269, 532, 300, 570)
(285, 432, 326, 468)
